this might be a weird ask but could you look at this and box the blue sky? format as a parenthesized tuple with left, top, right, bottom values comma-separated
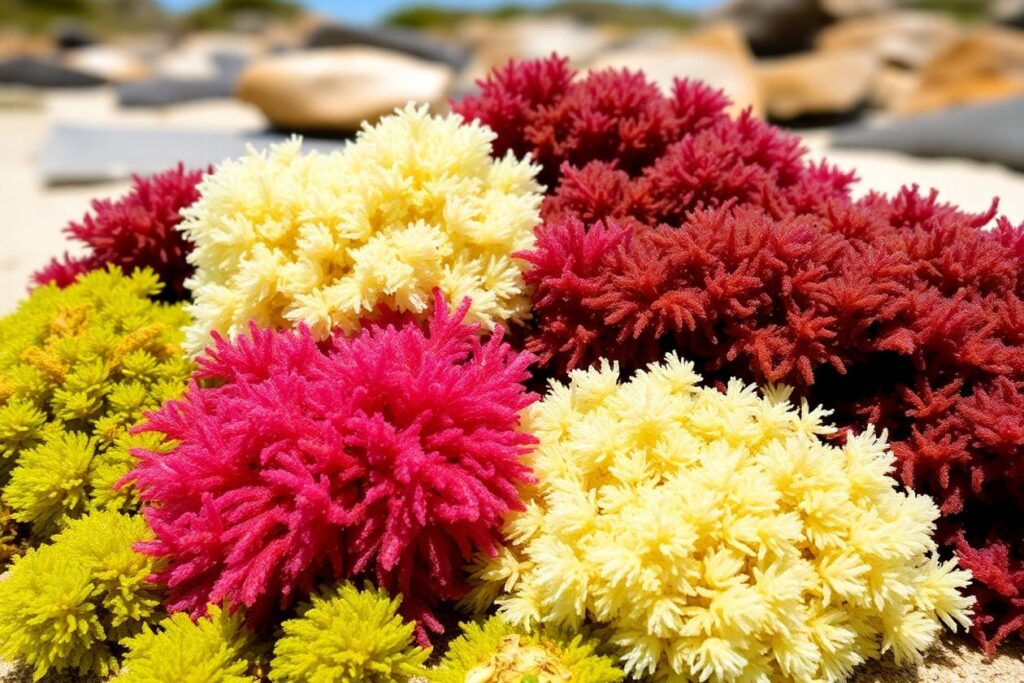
(158, 0, 717, 25)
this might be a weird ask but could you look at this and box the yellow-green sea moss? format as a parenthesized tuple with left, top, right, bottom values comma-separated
(120, 605, 260, 683)
(0, 267, 191, 540)
(0, 510, 165, 680)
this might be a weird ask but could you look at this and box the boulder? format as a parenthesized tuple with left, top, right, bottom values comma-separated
(236, 47, 454, 132)
(0, 57, 104, 88)
(833, 97, 1024, 170)
(712, 0, 830, 55)
(63, 46, 150, 83)
(759, 49, 876, 119)
(821, 0, 909, 18)
(457, 16, 619, 91)
(816, 11, 962, 69)
(896, 27, 1024, 115)
(989, 0, 1024, 27)
(587, 23, 763, 117)
(304, 22, 469, 70)
(0, 32, 52, 59)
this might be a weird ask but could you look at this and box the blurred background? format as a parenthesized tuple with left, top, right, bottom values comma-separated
(1, 0, 1023, 311)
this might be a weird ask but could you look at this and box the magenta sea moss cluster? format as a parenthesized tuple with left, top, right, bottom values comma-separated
(127, 292, 537, 640)
(0, 60, 1016, 681)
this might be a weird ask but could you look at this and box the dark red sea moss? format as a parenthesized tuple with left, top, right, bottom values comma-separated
(456, 56, 1024, 652)
(32, 164, 207, 300)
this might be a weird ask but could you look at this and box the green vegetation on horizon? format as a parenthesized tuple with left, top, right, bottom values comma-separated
(386, 1, 697, 29)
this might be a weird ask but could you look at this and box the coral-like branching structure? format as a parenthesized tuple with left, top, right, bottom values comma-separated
(457, 56, 1024, 652)
(468, 356, 974, 682)
(33, 164, 206, 300)
(432, 616, 624, 683)
(270, 582, 428, 682)
(452, 56, 855, 224)
(0, 268, 191, 542)
(128, 292, 536, 642)
(120, 605, 259, 683)
(0, 510, 165, 680)
(180, 104, 542, 356)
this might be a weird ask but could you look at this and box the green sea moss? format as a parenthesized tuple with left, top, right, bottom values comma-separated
(0, 510, 165, 680)
(120, 605, 260, 683)
(0, 267, 191, 541)
(269, 582, 429, 683)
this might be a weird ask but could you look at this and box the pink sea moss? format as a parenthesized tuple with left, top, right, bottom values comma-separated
(126, 292, 537, 642)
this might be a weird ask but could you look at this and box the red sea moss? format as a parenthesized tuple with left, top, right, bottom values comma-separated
(125, 292, 536, 643)
(33, 164, 207, 300)
(453, 55, 856, 223)
(458, 56, 1024, 652)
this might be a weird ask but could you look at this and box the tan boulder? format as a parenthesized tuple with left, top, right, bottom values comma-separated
(586, 23, 763, 118)
(236, 47, 454, 132)
(816, 11, 962, 69)
(457, 16, 619, 90)
(758, 49, 876, 119)
(0, 31, 51, 59)
(896, 27, 1024, 115)
(63, 45, 150, 83)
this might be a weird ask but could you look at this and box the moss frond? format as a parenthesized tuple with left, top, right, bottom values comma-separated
(0, 510, 165, 680)
(120, 605, 259, 683)
(269, 582, 429, 683)
(0, 267, 191, 542)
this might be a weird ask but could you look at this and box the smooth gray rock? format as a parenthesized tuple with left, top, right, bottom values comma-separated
(115, 52, 248, 107)
(305, 23, 469, 70)
(832, 98, 1024, 170)
(40, 123, 347, 185)
(0, 56, 104, 87)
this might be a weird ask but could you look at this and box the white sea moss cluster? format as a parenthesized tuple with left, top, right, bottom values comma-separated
(467, 355, 975, 682)
(180, 104, 542, 355)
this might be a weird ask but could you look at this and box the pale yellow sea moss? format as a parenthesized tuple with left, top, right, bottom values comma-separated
(466, 355, 975, 683)
(180, 104, 543, 355)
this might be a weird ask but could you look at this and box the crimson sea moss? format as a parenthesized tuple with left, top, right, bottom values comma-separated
(456, 56, 1024, 653)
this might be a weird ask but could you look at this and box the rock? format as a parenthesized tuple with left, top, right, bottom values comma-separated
(305, 22, 469, 70)
(118, 50, 249, 107)
(821, 0, 909, 18)
(990, 0, 1024, 27)
(40, 123, 345, 185)
(587, 23, 763, 117)
(851, 633, 1024, 683)
(869, 63, 919, 109)
(0, 31, 52, 59)
(712, 0, 830, 55)
(759, 49, 876, 119)
(53, 23, 96, 50)
(833, 96, 1024, 170)
(236, 47, 454, 132)
(63, 46, 149, 83)
(0, 57, 104, 88)
(116, 74, 238, 107)
(896, 27, 1024, 115)
(152, 33, 263, 79)
(816, 11, 962, 69)
(458, 16, 619, 90)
